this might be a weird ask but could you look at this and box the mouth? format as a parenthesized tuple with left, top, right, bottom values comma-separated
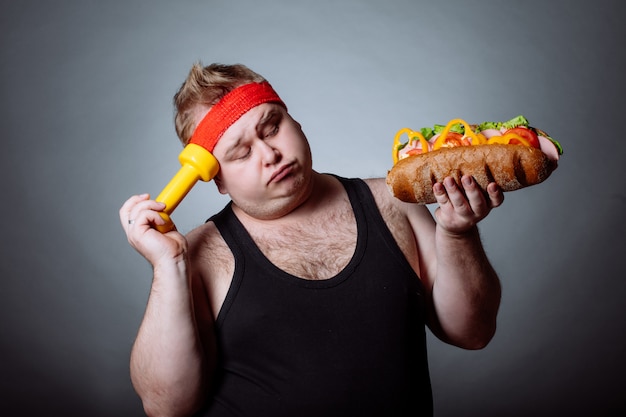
(268, 162, 294, 185)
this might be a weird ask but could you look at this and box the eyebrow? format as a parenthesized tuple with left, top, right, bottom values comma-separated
(258, 109, 279, 127)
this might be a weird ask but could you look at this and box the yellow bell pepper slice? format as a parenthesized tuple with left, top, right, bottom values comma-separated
(392, 128, 429, 164)
(392, 119, 535, 166)
(432, 118, 482, 150)
(486, 132, 530, 147)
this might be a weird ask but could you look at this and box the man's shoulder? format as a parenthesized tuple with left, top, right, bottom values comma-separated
(361, 176, 431, 226)
(186, 221, 229, 258)
(323, 174, 391, 208)
(362, 176, 387, 188)
(362, 177, 393, 202)
(185, 219, 235, 288)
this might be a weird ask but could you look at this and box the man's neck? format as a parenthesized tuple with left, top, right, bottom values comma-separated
(232, 172, 342, 227)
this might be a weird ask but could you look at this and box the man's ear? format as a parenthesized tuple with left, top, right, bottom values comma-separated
(214, 175, 228, 195)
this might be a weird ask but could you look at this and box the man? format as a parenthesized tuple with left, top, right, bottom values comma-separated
(120, 63, 503, 417)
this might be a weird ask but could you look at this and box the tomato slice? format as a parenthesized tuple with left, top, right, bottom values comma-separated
(438, 132, 465, 148)
(505, 127, 540, 148)
(405, 148, 424, 156)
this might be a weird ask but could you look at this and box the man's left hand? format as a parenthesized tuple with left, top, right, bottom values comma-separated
(433, 175, 503, 235)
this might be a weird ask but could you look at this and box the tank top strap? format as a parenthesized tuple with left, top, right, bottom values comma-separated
(332, 175, 420, 279)
(208, 204, 251, 325)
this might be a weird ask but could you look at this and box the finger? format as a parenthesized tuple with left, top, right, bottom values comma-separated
(120, 194, 150, 227)
(461, 175, 488, 214)
(433, 181, 450, 207)
(125, 209, 171, 248)
(127, 199, 167, 227)
(443, 177, 470, 212)
(486, 182, 504, 208)
(143, 209, 171, 229)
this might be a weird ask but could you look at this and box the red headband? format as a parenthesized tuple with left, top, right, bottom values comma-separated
(189, 81, 286, 152)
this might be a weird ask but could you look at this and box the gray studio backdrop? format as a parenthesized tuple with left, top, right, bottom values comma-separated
(1, 1, 624, 416)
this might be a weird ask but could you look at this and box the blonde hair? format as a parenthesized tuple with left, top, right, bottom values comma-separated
(173, 63, 266, 145)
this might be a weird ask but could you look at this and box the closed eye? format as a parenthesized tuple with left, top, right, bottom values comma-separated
(264, 124, 279, 138)
(258, 110, 282, 139)
(236, 147, 252, 160)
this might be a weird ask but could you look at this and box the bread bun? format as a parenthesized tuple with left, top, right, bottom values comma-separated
(386, 144, 557, 204)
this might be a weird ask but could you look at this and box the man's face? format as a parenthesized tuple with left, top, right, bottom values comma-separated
(209, 103, 314, 220)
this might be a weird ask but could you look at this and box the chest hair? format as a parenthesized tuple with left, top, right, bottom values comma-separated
(248, 205, 357, 280)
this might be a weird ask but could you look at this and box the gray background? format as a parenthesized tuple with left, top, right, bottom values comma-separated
(2, 0, 625, 416)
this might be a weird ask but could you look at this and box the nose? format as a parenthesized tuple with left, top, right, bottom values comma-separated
(258, 139, 281, 165)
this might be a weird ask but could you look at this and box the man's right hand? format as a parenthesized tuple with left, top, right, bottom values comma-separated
(119, 194, 188, 265)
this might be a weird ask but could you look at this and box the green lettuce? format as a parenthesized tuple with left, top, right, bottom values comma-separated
(432, 123, 465, 135)
(419, 127, 435, 140)
(476, 121, 502, 132)
(501, 115, 530, 129)
(415, 115, 563, 156)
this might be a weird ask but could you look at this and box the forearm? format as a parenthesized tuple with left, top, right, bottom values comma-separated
(431, 226, 501, 349)
(130, 259, 207, 417)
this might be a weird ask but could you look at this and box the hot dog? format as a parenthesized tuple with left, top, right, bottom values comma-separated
(386, 115, 562, 204)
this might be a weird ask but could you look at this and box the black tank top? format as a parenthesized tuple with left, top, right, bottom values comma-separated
(199, 176, 433, 416)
